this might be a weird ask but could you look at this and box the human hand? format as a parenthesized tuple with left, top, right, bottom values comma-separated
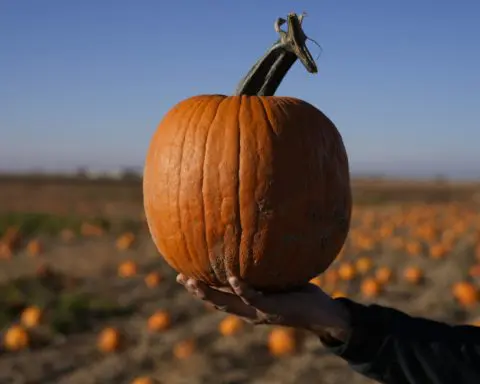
(176, 274, 352, 342)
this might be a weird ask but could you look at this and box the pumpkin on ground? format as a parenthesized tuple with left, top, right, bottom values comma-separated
(26, 239, 43, 256)
(118, 260, 138, 277)
(3, 325, 29, 351)
(144, 271, 162, 287)
(267, 326, 299, 356)
(147, 310, 171, 332)
(143, 13, 351, 291)
(97, 327, 122, 352)
(361, 278, 382, 298)
(219, 315, 244, 336)
(20, 306, 43, 328)
(452, 281, 478, 308)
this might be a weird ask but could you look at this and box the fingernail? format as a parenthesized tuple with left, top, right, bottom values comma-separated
(228, 277, 239, 287)
(176, 275, 186, 284)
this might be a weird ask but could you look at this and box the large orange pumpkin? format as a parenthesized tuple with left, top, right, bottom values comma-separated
(143, 13, 351, 291)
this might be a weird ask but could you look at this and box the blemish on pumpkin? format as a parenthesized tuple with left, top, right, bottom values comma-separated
(210, 241, 227, 284)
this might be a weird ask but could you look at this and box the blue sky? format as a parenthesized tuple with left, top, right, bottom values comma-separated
(1, 1, 479, 178)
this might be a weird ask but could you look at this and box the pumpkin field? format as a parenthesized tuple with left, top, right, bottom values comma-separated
(1, 174, 480, 384)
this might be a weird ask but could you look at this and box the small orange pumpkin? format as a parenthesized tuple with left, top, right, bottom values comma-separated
(219, 315, 244, 336)
(355, 257, 373, 274)
(116, 232, 136, 251)
(267, 327, 298, 356)
(97, 327, 122, 352)
(338, 262, 355, 281)
(361, 278, 381, 298)
(3, 325, 29, 351)
(26, 239, 43, 256)
(118, 260, 137, 277)
(452, 282, 478, 308)
(20, 306, 43, 328)
(142, 13, 351, 291)
(144, 271, 162, 288)
(403, 266, 424, 285)
(147, 311, 171, 332)
(375, 266, 393, 285)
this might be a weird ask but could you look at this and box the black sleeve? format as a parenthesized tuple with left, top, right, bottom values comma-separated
(320, 298, 480, 384)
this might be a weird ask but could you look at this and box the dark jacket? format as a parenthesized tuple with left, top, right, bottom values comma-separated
(321, 298, 480, 384)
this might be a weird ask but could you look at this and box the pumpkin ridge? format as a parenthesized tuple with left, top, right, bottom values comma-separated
(238, 96, 252, 278)
(181, 97, 216, 280)
(202, 97, 229, 283)
(198, 96, 226, 283)
(175, 99, 205, 276)
(251, 97, 276, 268)
(231, 96, 243, 279)
(161, 106, 183, 272)
(214, 96, 243, 283)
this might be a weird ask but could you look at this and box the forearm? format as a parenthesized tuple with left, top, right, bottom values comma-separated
(317, 298, 480, 384)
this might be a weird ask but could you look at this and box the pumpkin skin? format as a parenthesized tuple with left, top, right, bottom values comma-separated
(143, 94, 351, 291)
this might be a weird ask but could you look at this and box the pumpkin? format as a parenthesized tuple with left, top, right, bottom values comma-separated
(338, 262, 355, 281)
(97, 327, 122, 352)
(219, 315, 244, 336)
(355, 256, 373, 274)
(3, 325, 29, 351)
(20, 306, 43, 328)
(26, 239, 43, 256)
(118, 260, 138, 277)
(143, 13, 351, 291)
(375, 266, 393, 285)
(116, 232, 136, 251)
(403, 266, 424, 285)
(145, 271, 162, 287)
(147, 310, 171, 332)
(452, 282, 478, 308)
(267, 326, 299, 356)
(361, 278, 381, 298)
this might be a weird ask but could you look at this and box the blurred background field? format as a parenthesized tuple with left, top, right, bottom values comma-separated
(1, 174, 480, 384)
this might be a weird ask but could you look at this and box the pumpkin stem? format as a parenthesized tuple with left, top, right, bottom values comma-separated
(234, 12, 318, 96)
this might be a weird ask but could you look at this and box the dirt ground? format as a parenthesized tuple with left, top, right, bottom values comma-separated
(1, 176, 480, 384)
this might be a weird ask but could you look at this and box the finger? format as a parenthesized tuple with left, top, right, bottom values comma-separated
(228, 277, 263, 305)
(176, 274, 188, 285)
(186, 279, 257, 319)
